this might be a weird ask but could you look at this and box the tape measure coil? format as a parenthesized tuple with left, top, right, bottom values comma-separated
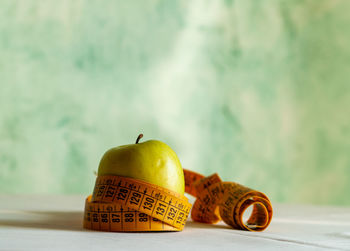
(84, 175, 191, 232)
(83, 169, 273, 232)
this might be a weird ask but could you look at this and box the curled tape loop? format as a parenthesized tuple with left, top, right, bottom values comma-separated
(185, 170, 273, 232)
(83, 169, 273, 232)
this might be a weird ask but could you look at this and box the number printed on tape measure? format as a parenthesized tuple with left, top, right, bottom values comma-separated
(143, 196, 154, 211)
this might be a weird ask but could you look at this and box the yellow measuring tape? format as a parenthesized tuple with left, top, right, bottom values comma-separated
(83, 169, 273, 232)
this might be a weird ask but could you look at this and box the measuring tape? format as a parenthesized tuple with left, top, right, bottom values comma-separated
(83, 169, 273, 232)
(184, 169, 273, 232)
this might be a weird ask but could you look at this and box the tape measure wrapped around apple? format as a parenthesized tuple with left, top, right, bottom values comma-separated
(83, 134, 273, 232)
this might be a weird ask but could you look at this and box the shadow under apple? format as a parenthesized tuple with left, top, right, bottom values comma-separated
(0, 211, 85, 232)
(0, 210, 231, 232)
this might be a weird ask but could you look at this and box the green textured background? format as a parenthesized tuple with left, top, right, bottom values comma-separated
(1, 0, 349, 205)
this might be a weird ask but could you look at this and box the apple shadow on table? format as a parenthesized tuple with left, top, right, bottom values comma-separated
(0, 211, 232, 232)
(0, 211, 85, 232)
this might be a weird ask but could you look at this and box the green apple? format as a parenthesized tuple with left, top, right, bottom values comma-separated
(97, 134, 185, 194)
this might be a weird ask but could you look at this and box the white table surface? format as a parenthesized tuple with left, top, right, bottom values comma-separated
(0, 195, 349, 251)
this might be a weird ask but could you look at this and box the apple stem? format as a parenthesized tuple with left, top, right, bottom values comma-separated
(136, 134, 143, 144)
